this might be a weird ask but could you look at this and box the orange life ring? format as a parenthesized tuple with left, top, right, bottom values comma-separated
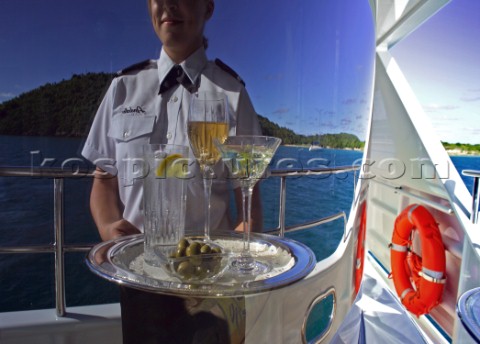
(354, 202, 367, 294)
(390, 204, 446, 317)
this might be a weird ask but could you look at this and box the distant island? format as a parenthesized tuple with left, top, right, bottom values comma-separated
(0, 73, 478, 155)
(442, 143, 480, 156)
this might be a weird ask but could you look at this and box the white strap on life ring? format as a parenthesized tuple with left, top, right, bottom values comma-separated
(389, 243, 408, 252)
(400, 288, 414, 300)
(419, 268, 446, 284)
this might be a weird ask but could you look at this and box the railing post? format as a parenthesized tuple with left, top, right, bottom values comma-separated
(462, 170, 480, 224)
(54, 178, 66, 317)
(0, 167, 97, 317)
(278, 177, 287, 237)
(472, 177, 479, 224)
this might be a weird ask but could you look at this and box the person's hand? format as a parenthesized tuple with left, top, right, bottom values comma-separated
(101, 219, 141, 241)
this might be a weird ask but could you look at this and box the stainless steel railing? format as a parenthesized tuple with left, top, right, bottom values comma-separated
(0, 164, 359, 317)
(462, 169, 480, 224)
(266, 165, 359, 240)
(0, 166, 95, 317)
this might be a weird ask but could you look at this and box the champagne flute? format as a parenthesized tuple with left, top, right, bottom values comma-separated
(215, 135, 281, 274)
(187, 91, 228, 240)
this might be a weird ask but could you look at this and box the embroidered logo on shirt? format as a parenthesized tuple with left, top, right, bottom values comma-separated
(122, 106, 146, 115)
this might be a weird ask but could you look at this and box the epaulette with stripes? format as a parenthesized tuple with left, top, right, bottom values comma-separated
(214, 59, 245, 87)
(116, 59, 156, 76)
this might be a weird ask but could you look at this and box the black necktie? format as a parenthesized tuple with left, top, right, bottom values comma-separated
(159, 65, 196, 94)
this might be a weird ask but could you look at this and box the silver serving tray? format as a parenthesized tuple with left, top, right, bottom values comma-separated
(86, 232, 316, 297)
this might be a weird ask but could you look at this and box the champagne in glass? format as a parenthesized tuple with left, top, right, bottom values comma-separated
(187, 92, 228, 240)
(188, 121, 228, 167)
(215, 135, 281, 274)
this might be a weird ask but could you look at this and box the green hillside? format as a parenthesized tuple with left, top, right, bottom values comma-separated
(0, 72, 362, 149)
(0, 73, 113, 137)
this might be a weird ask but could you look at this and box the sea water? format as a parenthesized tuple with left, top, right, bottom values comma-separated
(0, 135, 478, 312)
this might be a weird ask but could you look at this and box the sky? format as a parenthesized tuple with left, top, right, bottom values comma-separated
(0, 0, 478, 144)
(392, 0, 480, 144)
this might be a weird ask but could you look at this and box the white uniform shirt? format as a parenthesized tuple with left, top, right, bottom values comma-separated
(82, 47, 261, 232)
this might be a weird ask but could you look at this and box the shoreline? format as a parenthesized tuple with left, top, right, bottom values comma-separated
(445, 149, 480, 157)
(283, 144, 479, 157)
(1, 135, 478, 157)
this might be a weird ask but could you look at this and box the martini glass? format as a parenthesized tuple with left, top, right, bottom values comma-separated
(215, 135, 281, 274)
(187, 91, 229, 240)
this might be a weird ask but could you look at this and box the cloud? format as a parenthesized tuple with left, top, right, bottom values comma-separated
(459, 89, 480, 102)
(342, 98, 357, 105)
(272, 107, 289, 115)
(355, 114, 366, 120)
(265, 73, 284, 81)
(315, 108, 336, 116)
(435, 116, 460, 122)
(319, 121, 338, 129)
(460, 95, 480, 102)
(0, 92, 15, 99)
(422, 103, 459, 112)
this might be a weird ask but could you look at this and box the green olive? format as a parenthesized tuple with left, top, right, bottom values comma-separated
(177, 238, 189, 250)
(189, 256, 202, 266)
(176, 261, 192, 277)
(200, 244, 212, 254)
(186, 242, 201, 256)
(176, 247, 186, 258)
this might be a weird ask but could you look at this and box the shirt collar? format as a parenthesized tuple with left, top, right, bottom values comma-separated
(158, 47, 208, 87)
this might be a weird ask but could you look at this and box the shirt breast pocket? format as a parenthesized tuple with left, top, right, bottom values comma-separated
(107, 114, 156, 186)
(107, 114, 156, 142)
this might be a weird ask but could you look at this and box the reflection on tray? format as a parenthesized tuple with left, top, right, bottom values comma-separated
(131, 236, 296, 285)
(88, 232, 315, 297)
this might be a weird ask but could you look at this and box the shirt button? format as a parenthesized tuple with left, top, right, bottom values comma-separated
(123, 131, 130, 138)
(166, 132, 172, 140)
(171, 96, 178, 103)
